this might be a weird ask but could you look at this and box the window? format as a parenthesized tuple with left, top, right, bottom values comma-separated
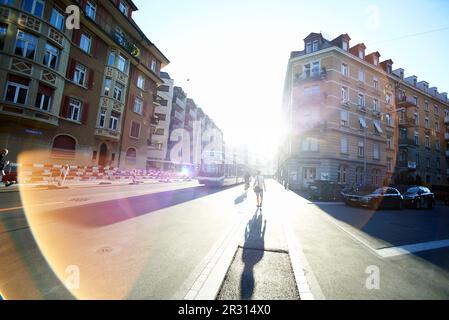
(386, 113, 391, 127)
(358, 94, 365, 107)
(340, 137, 348, 154)
(358, 69, 365, 82)
(4, 79, 29, 104)
(374, 120, 383, 134)
(50, 7, 65, 31)
(426, 158, 431, 169)
(109, 111, 120, 130)
(67, 99, 82, 121)
(35, 85, 53, 111)
(436, 157, 441, 169)
(373, 56, 379, 66)
(373, 143, 380, 160)
(356, 167, 364, 185)
(414, 132, 419, 146)
(359, 117, 367, 130)
(414, 113, 419, 125)
(387, 158, 393, 172)
(130, 121, 141, 138)
(358, 49, 364, 59)
(118, 53, 128, 73)
(43, 43, 60, 70)
(137, 75, 145, 89)
(103, 78, 112, 96)
(99, 109, 106, 127)
(150, 59, 157, 73)
(386, 93, 392, 105)
(342, 41, 348, 51)
(341, 86, 349, 101)
(387, 135, 392, 149)
(337, 166, 347, 183)
(134, 97, 143, 114)
(119, 1, 129, 16)
(435, 121, 440, 133)
(85, 1, 97, 21)
(305, 42, 312, 54)
(372, 170, 380, 186)
(424, 101, 429, 112)
(340, 110, 349, 126)
(301, 137, 319, 152)
(311, 62, 320, 76)
(80, 32, 92, 54)
(22, 0, 45, 18)
(358, 140, 365, 157)
(0, 24, 7, 50)
(434, 105, 439, 117)
(425, 136, 430, 149)
(126, 148, 137, 163)
(373, 78, 379, 90)
(113, 82, 125, 101)
(436, 139, 440, 151)
(312, 40, 318, 52)
(108, 49, 116, 66)
(399, 151, 406, 162)
(373, 99, 379, 112)
(416, 153, 420, 166)
(15, 30, 38, 60)
(424, 117, 429, 129)
(73, 63, 87, 86)
(413, 96, 418, 105)
(341, 63, 348, 77)
(52, 135, 76, 157)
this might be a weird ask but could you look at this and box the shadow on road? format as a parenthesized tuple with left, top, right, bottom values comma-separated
(240, 209, 266, 300)
(36, 185, 234, 228)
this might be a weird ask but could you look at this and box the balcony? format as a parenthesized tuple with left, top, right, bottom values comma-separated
(153, 94, 163, 107)
(294, 68, 327, 84)
(445, 116, 449, 124)
(399, 139, 418, 147)
(373, 110, 381, 118)
(396, 95, 417, 108)
(357, 104, 367, 112)
(173, 110, 185, 123)
(150, 115, 159, 126)
(397, 161, 417, 170)
(94, 128, 120, 141)
(111, 30, 140, 58)
(399, 117, 417, 128)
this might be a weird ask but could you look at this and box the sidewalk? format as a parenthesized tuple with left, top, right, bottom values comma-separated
(217, 180, 304, 300)
(0, 178, 194, 193)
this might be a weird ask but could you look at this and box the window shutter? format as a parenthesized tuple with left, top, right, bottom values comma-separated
(87, 69, 94, 89)
(60, 96, 70, 118)
(67, 58, 76, 79)
(73, 29, 81, 46)
(81, 102, 89, 124)
(133, 70, 138, 86)
(130, 95, 135, 110)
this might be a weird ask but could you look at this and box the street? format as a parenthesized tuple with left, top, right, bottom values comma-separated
(1, 180, 449, 300)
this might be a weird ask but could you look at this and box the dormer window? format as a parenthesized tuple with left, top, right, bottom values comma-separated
(306, 42, 312, 54)
(373, 56, 378, 66)
(312, 40, 319, 52)
(387, 64, 392, 74)
(119, 1, 129, 16)
(342, 41, 348, 51)
(359, 49, 364, 59)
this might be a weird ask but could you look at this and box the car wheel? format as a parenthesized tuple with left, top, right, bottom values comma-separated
(416, 199, 421, 210)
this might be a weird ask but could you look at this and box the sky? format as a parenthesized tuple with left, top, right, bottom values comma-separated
(133, 0, 449, 161)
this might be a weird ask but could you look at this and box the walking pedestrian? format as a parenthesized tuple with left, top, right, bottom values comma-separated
(59, 164, 70, 187)
(253, 171, 266, 208)
(0, 149, 14, 187)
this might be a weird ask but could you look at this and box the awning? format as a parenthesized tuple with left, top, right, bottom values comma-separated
(359, 117, 367, 129)
(374, 120, 383, 133)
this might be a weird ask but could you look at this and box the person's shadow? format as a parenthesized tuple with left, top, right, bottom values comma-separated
(240, 209, 267, 300)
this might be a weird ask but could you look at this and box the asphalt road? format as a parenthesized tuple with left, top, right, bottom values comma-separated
(1, 180, 449, 300)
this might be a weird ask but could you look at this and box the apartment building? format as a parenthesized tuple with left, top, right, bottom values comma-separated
(392, 69, 449, 185)
(280, 32, 427, 190)
(147, 71, 174, 170)
(0, 0, 169, 169)
(280, 32, 449, 190)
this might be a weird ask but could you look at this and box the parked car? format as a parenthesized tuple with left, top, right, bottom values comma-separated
(343, 186, 403, 210)
(341, 186, 376, 207)
(308, 180, 345, 201)
(1, 163, 17, 184)
(403, 186, 435, 209)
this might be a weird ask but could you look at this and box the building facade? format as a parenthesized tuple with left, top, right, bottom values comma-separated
(279, 32, 449, 191)
(0, 0, 169, 169)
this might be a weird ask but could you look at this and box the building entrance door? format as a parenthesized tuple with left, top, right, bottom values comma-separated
(303, 167, 317, 189)
(99, 143, 108, 167)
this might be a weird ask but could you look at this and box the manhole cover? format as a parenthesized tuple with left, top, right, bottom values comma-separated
(97, 246, 114, 254)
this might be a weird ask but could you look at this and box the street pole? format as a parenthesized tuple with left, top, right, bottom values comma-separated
(364, 127, 367, 186)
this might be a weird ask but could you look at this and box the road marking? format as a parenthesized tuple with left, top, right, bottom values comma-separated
(0, 201, 64, 213)
(377, 240, 449, 258)
(320, 210, 449, 258)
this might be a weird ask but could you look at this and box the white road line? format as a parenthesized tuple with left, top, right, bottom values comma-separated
(377, 240, 449, 258)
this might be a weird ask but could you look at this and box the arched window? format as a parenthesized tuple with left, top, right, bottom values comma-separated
(125, 148, 137, 164)
(52, 135, 76, 158)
